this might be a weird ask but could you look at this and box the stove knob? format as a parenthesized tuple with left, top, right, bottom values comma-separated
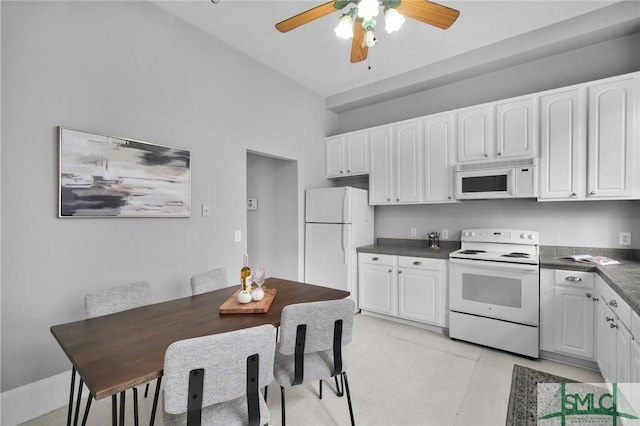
(520, 233, 526, 239)
(527, 234, 534, 240)
(463, 232, 469, 237)
(470, 232, 476, 237)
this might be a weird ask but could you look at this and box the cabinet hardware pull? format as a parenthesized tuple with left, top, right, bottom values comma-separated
(565, 276, 582, 282)
(590, 191, 596, 195)
(606, 317, 614, 322)
(592, 297, 599, 302)
(586, 293, 592, 298)
(396, 198, 400, 201)
(398, 270, 403, 274)
(609, 300, 618, 308)
(372, 257, 379, 261)
(413, 261, 422, 265)
(571, 192, 577, 197)
(610, 323, 619, 329)
(388, 269, 392, 273)
(484, 153, 488, 157)
(347, 170, 351, 173)
(497, 152, 502, 156)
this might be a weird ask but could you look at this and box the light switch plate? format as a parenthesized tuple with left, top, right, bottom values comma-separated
(247, 198, 258, 210)
(201, 204, 211, 217)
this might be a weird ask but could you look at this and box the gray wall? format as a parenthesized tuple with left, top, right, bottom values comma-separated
(335, 32, 640, 249)
(1, 1, 328, 392)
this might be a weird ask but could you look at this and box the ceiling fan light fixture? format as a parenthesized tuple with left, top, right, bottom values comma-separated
(357, 0, 380, 21)
(364, 29, 376, 47)
(384, 7, 405, 33)
(334, 14, 354, 40)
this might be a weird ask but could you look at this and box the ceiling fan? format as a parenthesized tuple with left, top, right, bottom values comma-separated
(275, 0, 460, 64)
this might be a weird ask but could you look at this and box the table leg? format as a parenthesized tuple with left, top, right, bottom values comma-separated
(149, 377, 162, 426)
(73, 379, 84, 426)
(119, 391, 125, 426)
(67, 368, 77, 426)
(111, 395, 117, 426)
(133, 387, 139, 426)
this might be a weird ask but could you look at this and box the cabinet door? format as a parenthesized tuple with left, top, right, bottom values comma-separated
(553, 287, 595, 359)
(359, 263, 397, 315)
(423, 115, 455, 202)
(345, 132, 368, 175)
(369, 127, 394, 204)
(602, 306, 618, 383)
(495, 97, 536, 159)
(456, 105, 493, 162)
(394, 121, 421, 203)
(325, 136, 345, 177)
(539, 89, 586, 200)
(615, 323, 632, 384)
(587, 76, 637, 199)
(630, 340, 640, 413)
(595, 296, 606, 373)
(397, 267, 444, 326)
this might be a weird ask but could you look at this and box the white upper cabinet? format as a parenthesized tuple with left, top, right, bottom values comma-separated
(368, 126, 394, 204)
(495, 97, 536, 159)
(539, 88, 585, 200)
(456, 105, 493, 162)
(324, 131, 368, 178)
(539, 73, 639, 201)
(587, 76, 637, 199)
(394, 120, 422, 203)
(423, 113, 455, 202)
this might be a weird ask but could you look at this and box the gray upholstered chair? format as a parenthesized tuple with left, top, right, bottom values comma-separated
(190, 267, 228, 295)
(274, 298, 356, 426)
(162, 324, 276, 426)
(70, 281, 159, 426)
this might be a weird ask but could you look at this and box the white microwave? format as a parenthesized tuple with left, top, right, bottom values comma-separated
(455, 159, 538, 200)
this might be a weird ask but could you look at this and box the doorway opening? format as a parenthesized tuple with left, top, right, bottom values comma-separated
(246, 151, 298, 280)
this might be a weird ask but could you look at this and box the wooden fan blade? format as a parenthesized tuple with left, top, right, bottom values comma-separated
(276, 1, 342, 33)
(396, 0, 460, 29)
(350, 22, 368, 63)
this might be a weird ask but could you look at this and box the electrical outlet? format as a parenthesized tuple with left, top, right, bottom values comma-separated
(201, 204, 211, 217)
(410, 228, 417, 237)
(441, 229, 449, 240)
(619, 232, 631, 246)
(235, 230, 242, 242)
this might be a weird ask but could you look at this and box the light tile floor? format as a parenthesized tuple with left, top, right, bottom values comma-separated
(22, 313, 603, 426)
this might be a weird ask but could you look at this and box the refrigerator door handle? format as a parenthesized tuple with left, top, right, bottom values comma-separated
(342, 224, 349, 265)
(342, 187, 350, 223)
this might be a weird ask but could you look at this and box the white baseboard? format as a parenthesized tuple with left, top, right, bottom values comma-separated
(1, 369, 88, 426)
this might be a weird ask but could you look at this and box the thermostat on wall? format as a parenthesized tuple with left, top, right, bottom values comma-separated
(247, 198, 258, 210)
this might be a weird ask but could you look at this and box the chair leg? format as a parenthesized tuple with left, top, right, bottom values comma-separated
(280, 386, 286, 426)
(144, 382, 150, 398)
(334, 375, 344, 397)
(149, 377, 162, 426)
(119, 391, 125, 426)
(263, 384, 269, 403)
(319, 380, 323, 399)
(81, 394, 93, 426)
(111, 395, 117, 426)
(67, 368, 77, 426)
(343, 372, 355, 426)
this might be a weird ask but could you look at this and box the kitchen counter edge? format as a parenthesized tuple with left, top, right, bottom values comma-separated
(540, 257, 640, 317)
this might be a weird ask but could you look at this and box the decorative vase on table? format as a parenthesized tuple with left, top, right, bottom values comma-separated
(237, 254, 252, 304)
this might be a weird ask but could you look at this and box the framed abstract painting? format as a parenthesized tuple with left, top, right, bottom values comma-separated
(58, 127, 191, 218)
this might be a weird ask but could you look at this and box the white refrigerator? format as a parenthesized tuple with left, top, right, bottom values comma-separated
(304, 187, 374, 309)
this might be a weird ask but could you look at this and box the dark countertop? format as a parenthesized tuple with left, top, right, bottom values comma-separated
(357, 238, 460, 260)
(358, 239, 640, 316)
(540, 256, 640, 317)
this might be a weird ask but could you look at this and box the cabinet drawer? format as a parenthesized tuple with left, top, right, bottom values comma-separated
(554, 270, 594, 288)
(398, 256, 445, 271)
(359, 253, 396, 266)
(600, 282, 632, 328)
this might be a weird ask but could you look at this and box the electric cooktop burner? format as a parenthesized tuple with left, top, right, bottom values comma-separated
(458, 250, 486, 254)
(502, 252, 531, 258)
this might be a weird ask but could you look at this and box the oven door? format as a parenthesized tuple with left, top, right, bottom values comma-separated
(449, 258, 539, 326)
(455, 168, 515, 199)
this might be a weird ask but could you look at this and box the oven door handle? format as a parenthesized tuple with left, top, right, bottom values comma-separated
(449, 257, 539, 272)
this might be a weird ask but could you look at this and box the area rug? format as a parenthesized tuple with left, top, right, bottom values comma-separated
(506, 364, 577, 426)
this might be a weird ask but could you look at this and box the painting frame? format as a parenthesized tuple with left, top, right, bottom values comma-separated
(58, 127, 191, 218)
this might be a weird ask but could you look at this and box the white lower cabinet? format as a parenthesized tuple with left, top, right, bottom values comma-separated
(358, 253, 447, 327)
(540, 269, 596, 360)
(594, 275, 635, 386)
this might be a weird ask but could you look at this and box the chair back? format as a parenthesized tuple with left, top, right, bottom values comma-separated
(190, 268, 228, 295)
(163, 324, 276, 416)
(85, 281, 152, 319)
(278, 299, 355, 356)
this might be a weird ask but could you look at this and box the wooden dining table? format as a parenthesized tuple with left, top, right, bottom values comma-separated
(50, 277, 350, 426)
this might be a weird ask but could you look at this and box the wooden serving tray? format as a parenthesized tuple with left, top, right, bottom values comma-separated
(219, 288, 277, 314)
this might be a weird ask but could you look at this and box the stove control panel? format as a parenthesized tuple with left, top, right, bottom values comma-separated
(460, 229, 539, 245)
